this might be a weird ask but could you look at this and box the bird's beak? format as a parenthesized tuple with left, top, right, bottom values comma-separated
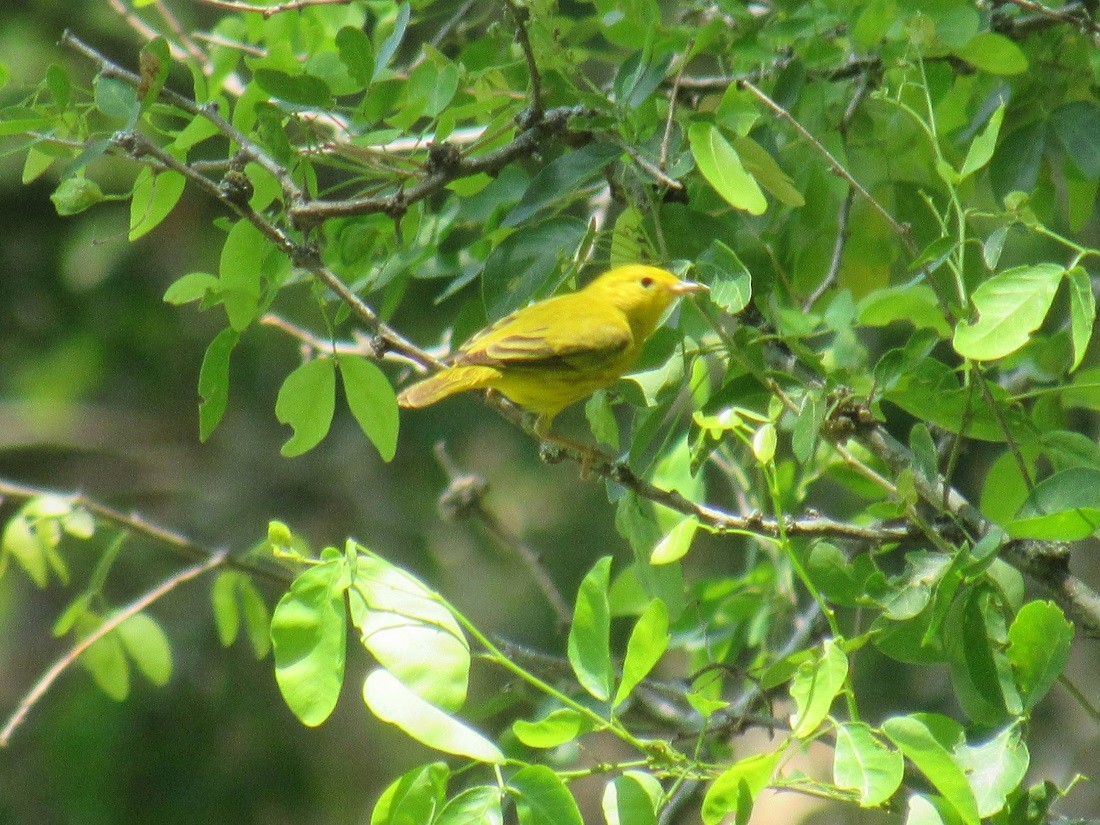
(670, 280, 709, 295)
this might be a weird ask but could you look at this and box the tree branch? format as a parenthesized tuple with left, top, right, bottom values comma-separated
(0, 551, 228, 747)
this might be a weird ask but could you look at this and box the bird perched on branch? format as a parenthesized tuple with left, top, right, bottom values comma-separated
(397, 264, 708, 444)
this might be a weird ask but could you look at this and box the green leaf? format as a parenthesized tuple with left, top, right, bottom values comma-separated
(990, 122, 1045, 200)
(374, 2, 411, 74)
(129, 167, 186, 241)
(688, 121, 766, 215)
(959, 103, 1005, 180)
(239, 576, 271, 658)
(198, 327, 239, 441)
(1067, 266, 1095, 371)
(481, 216, 587, 318)
(211, 571, 241, 646)
(833, 722, 904, 807)
(137, 37, 171, 110)
(46, 62, 70, 110)
(363, 668, 503, 762)
(697, 240, 752, 314)
(983, 227, 1008, 270)
(50, 176, 105, 216)
(650, 516, 698, 565)
(349, 546, 469, 711)
(276, 358, 336, 457)
(733, 135, 805, 207)
(2, 512, 49, 586)
(504, 142, 620, 227)
(335, 26, 374, 88)
(945, 587, 1020, 725)
(94, 75, 139, 124)
(435, 786, 503, 825)
(613, 50, 671, 110)
(882, 714, 980, 825)
(1007, 601, 1073, 711)
(952, 264, 1064, 360)
(512, 708, 592, 748)
(701, 750, 782, 825)
(585, 390, 620, 449)
(371, 762, 449, 825)
(116, 612, 172, 686)
(253, 68, 333, 108)
(164, 272, 219, 305)
(955, 724, 1029, 817)
(790, 638, 849, 738)
(507, 765, 584, 825)
(337, 355, 399, 461)
(955, 33, 1028, 75)
(219, 219, 271, 330)
(602, 771, 661, 825)
(270, 560, 347, 726)
(1051, 101, 1100, 179)
(1007, 467, 1100, 540)
(568, 556, 614, 701)
(82, 632, 130, 701)
(613, 598, 669, 707)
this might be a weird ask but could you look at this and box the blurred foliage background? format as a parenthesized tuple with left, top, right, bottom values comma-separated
(2, 0, 1100, 823)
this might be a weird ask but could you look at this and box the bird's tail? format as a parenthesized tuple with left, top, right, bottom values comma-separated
(397, 366, 501, 408)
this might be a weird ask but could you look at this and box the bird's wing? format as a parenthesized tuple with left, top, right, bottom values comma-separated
(456, 298, 633, 371)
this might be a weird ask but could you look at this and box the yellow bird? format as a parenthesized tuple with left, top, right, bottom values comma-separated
(397, 264, 708, 438)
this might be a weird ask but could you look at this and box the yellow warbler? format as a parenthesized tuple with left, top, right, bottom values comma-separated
(397, 264, 707, 435)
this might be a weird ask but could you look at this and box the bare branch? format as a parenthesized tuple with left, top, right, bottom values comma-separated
(433, 443, 573, 629)
(737, 77, 917, 256)
(500, 0, 543, 121)
(0, 551, 227, 747)
(194, 0, 354, 19)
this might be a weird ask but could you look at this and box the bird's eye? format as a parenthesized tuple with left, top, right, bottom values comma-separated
(640, 276, 654, 288)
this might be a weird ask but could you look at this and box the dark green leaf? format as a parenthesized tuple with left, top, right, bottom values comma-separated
(1051, 101, 1100, 179)
(1008, 467, 1100, 540)
(504, 143, 620, 227)
(481, 216, 586, 317)
(94, 75, 139, 124)
(254, 68, 333, 108)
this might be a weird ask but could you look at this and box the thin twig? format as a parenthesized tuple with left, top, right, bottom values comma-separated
(659, 43, 692, 172)
(0, 551, 227, 747)
(998, 0, 1100, 39)
(737, 78, 917, 255)
(611, 135, 684, 191)
(973, 363, 1034, 492)
(500, 0, 543, 120)
(804, 187, 854, 310)
(194, 0, 353, 18)
(288, 105, 591, 225)
(433, 443, 573, 629)
(0, 478, 288, 586)
(154, 0, 209, 66)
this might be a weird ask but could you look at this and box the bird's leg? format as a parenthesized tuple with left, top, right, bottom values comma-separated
(529, 415, 606, 480)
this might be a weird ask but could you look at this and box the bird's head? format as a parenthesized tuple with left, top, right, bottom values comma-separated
(583, 264, 708, 337)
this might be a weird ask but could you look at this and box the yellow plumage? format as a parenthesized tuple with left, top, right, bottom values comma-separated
(398, 264, 707, 433)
